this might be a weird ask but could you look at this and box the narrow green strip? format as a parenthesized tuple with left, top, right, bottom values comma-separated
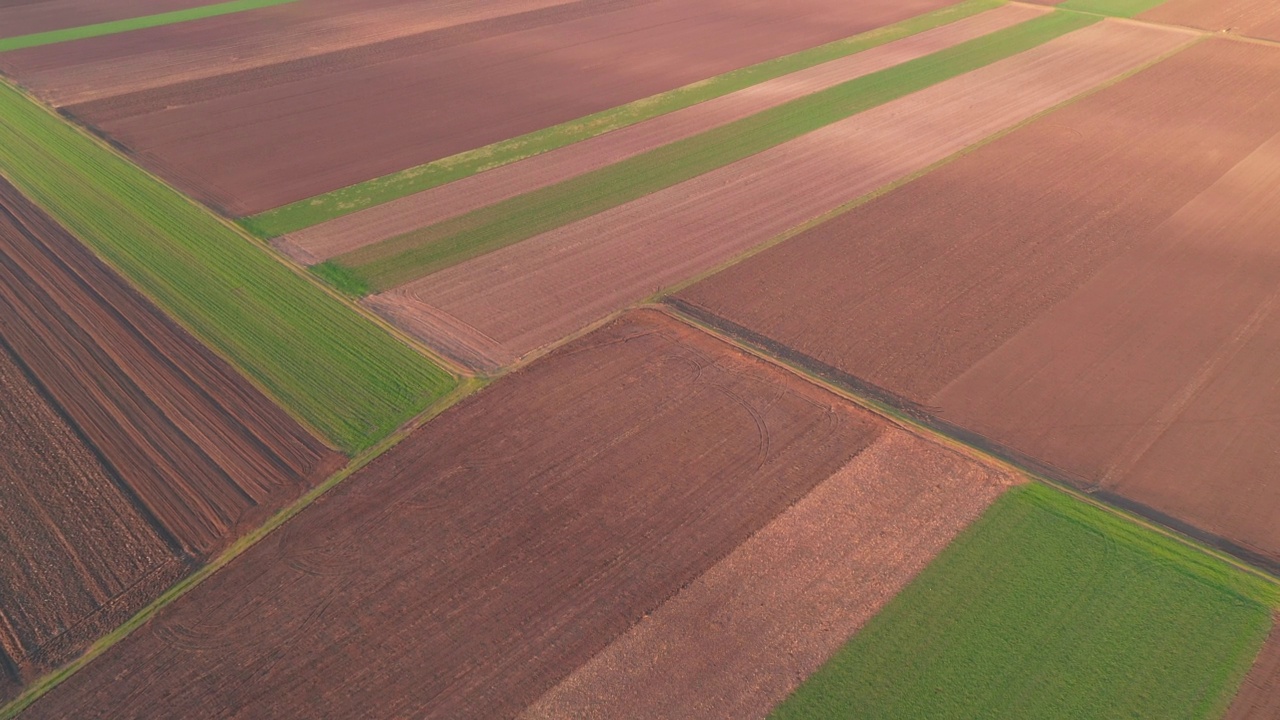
(329, 10, 1096, 293)
(1059, 0, 1169, 18)
(771, 483, 1276, 719)
(0, 80, 455, 453)
(243, 0, 1004, 237)
(0, 0, 296, 51)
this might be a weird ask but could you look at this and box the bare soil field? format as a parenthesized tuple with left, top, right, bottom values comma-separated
(0, 178, 342, 557)
(1142, 0, 1280, 42)
(24, 309, 885, 719)
(0, 0, 961, 215)
(373, 20, 1192, 372)
(676, 39, 1280, 563)
(0, 345, 189, 703)
(1225, 615, 1280, 720)
(0, 0, 212, 38)
(523, 428, 1015, 720)
(280, 4, 1048, 263)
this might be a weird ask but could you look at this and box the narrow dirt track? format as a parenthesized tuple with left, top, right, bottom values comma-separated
(677, 39, 1280, 564)
(523, 428, 1015, 720)
(0, 346, 188, 703)
(1, 0, 959, 215)
(1142, 0, 1280, 42)
(378, 19, 1194, 372)
(281, 4, 1049, 263)
(0, 178, 342, 557)
(1224, 615, 1280, 720)
(24, 309, 883, 719)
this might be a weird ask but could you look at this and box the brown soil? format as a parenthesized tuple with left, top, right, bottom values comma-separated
(0, 345, 189, 702)
(378, 20, 1192, 372)
(1142, 0, 1280, 42)
(523, 428, 1016, 720)
(0, 0, 211, 39)
(282, 4, 1049, 263)
(24, 309, 884, 719)
(1224, 615, 1280, 720)
(0, 0, 962, 215)
(677, 40, 1280, 561)
(0, 177, 342, 556)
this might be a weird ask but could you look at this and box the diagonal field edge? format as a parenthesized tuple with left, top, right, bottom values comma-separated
(0, 0, 297, 52)
(242, 0, 1004, 237)
(328, 9, 1099, 294)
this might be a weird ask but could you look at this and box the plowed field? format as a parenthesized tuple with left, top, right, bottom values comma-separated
(675, 39, 1280, 564)
(0, 0, 213, 38)
(1225, 616, 1280, 720)
(23, 309, 891, 719)
(523, 428, 1015, 720)
(0, 0, 961, 215)
(1142, 0, 1280, 42)
(371, 19, 1191, 372)
(0, 177, 343, 701)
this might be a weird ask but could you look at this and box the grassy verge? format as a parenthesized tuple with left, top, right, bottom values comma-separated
(325, 9, 1096, 293)
(0, 0, 295, 51)
(1059, 0, 1169, 17)
(242, 0, 1004, 237)
(0, 79, 456, 453)
(770, 483, 1276, 720)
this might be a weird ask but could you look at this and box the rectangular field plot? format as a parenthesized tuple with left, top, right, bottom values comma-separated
(1142, 0, 1280, 42)
(23, 309, 896, 718)
(0, 0, 964, 216)
(0, 178, 341, 701)
(676, 39, 1280, 566)
(769, 484, 1277, 719)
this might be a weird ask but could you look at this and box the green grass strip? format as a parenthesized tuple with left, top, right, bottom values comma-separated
(0, 79, 456, 453)
(771, 483, 1276, 720)
(243, 0, 1004, 238)
(1059, 0, 1169, 18)
(0, 0, 296, 51)
(327, 9, 1097, 293)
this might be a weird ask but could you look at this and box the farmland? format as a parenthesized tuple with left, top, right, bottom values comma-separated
(770, 484, 1276, 719)
(1225, 617, 1280, 720)
(364, 18, 1191, 371)
(677, 38, 1280, 565)
(20, 309, 898, 718)
(0, 0, 968, 216)
(0, 174, 345, 702)
(1142, 0, 1280, 42)
(0, 79, 455, 453)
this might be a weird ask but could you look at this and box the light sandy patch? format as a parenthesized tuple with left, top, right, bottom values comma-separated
(522, 427, 1015, 720)
(377, 20, 1195, 371)
(282, 4, 1049, 262)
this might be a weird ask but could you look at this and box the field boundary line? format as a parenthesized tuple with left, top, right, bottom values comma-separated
(0, 377, 482, 720)
(659, 301, 1280, 598)
(0, 0, 298, 53)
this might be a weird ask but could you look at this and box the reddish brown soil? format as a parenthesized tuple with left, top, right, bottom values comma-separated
(378, 20, 1192, 372)
(0, 344, 188, 703)
(676, 39, 1280, 561)
(1224, 615, 1280, 720)
(0, 0, 962, 215)
(282, 4, 1048, 263)
(524, 428, 1016, 720)
(25, 309, 884, 719)
(0, 0, 211, 39)
(1142, 0, 1280, 42)
(0, 178, 342, 556)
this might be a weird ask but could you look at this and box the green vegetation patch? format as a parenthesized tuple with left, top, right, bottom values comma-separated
(1059, 0, 1169, 18)
(0, 80, 456, 453)
(242, 0, 1004, 237)
(0, 0, 296, 51)
(328, 10, 1097, 293)
(771, 483, 1277, 720)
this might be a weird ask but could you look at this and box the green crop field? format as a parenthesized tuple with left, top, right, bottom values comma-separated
(1059, 0, 1169, 18)
(771, 484, 1276, 720)
(242, 0, 1003, 238)
(318, 9, 1097, 295)
(0, 0, 296, 51)
(0, 80, 456, 453)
